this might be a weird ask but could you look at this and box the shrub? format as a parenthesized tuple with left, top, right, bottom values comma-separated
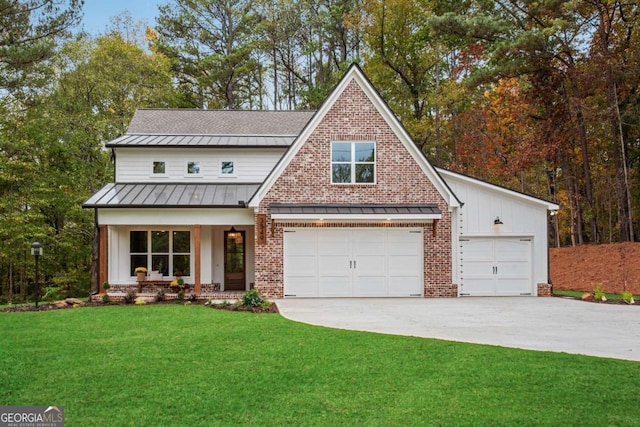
(621, 290, 635, 304)
(123, 289, 136, 304)
(102, 294, 110, 304)
(242, 289, 264, 307)
(177, 291, 185, 302)
(188, 292, 197, 302)
(593, 283, 606, 302)
(42, 286, 63, 302)
(102, 282, 110, 292)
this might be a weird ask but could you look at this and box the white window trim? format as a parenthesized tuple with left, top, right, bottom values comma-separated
(129, 228, 192, 279)
(185, 161, 203, 178)
(330, 141, 376, 184)
(219, 160, 237, 178)
(151, 160, 168, 178)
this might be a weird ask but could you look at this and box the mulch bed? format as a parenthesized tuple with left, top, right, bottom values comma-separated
(2, 300, 279, 313)
(553, 295, 638, 306)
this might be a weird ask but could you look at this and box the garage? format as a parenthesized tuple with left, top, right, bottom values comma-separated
(459, 237, 532, 296)
(284, 228, 423, 297)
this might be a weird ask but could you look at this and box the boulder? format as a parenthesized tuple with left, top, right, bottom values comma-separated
(65, 298, 84, 306)
(54, 301, 68, 308)
(581, 293, 594, 301)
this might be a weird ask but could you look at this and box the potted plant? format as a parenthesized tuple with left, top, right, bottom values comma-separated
(135, 266, 148, 282)
(170, 277, 185, 292)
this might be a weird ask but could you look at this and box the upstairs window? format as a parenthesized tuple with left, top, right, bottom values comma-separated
(152, 161, 166, 175)
(187, 161, 201, 175)
(221, 161, 235, 175)
(331, 142, 376, 184)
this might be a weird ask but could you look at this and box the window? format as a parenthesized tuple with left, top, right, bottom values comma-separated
(221, 161, 234, 175)
(187, 161, 201, 175)
(152, 161, 166, 175)
(129, 230, 191, 277)
(331, 142, 375, 183)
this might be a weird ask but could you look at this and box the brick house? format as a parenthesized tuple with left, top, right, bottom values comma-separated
(84, 64, 558, 299)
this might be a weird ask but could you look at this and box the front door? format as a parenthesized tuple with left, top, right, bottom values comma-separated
(224, 228, 246, 291)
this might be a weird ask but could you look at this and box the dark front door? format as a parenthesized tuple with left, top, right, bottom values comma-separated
(224, 229, 246, 291)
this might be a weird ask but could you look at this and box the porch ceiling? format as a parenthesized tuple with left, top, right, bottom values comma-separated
(83, 183, 260, 208)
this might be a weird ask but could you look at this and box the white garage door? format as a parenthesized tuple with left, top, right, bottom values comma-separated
(284, 228, 423, 297)
(460, 238, 532, 296)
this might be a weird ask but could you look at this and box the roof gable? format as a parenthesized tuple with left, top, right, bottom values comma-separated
(249, 64, 460, 208)
(437, 168, 559, 210)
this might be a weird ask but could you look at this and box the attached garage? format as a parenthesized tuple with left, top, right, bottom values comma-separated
(459, 237, 532, 296)
(284, 228, 423, 297)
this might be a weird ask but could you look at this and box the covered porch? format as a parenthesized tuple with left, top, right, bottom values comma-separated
(83, 183, 259, 297)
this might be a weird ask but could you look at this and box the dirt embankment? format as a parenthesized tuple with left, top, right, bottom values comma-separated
(550, 242, 640, 294)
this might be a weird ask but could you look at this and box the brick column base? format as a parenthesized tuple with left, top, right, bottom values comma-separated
(424, 284, 458, 298)
(537, 283, 552, 297)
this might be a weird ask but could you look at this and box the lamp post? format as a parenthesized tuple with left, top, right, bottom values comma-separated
(31, 241, 43, 307)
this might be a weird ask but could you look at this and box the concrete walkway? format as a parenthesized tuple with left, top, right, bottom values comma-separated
(276, 297, 640, 362)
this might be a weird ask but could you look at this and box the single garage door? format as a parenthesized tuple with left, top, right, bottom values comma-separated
(284, 228, 423, 297)
(459, 237, 532, 296)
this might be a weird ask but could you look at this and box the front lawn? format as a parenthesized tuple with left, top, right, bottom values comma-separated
(1, 305, 639, 426)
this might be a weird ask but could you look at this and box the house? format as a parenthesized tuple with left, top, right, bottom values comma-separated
(84, 64, 559, 299)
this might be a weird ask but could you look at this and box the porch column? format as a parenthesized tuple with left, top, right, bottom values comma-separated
(99, 225, 108, 293)
(194, 225, 201, 295)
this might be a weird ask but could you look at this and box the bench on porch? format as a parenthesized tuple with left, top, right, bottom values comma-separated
(137, 280, 191, 294)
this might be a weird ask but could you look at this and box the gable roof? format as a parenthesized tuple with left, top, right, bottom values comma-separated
(437, 168, 559, 210)
(248, 64, 461, 208)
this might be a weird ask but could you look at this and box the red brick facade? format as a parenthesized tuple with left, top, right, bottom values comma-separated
(254, 79, 455, 298)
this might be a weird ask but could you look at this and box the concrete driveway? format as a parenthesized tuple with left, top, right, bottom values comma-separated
(276, 297, 640, 362)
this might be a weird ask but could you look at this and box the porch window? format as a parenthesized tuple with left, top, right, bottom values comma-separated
(331, 141, 375, 184)
(187, 161, 201, 175)
(129, 230, 191, 277)
(221, 161, 234, 175)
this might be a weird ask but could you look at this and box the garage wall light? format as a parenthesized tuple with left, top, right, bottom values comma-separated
(494, 216, 503, 225)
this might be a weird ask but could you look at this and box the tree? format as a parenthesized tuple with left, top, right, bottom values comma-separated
(155, 0, 262, 109)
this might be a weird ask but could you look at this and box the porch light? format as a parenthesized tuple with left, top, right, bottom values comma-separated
(228, 226, 239, 238)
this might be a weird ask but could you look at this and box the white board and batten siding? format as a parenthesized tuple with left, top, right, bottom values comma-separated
(115, 147, 286, 183)
(439, 169, 558, 297)
(284, 228, 423, 298)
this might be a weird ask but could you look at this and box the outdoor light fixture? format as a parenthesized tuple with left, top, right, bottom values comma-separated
(494, 217, 503, 225)
(31, 241, 43, 308)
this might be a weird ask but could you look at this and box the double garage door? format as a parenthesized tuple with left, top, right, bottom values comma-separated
(460, 237, 533, 296)
(284, 228, 423, 297)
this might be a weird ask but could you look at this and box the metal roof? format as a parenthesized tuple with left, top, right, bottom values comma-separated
(106, 134, 297, 148)
(270, 203, 441, 216)
(83, 183, 260, 208)
(127, 109, 315, 135)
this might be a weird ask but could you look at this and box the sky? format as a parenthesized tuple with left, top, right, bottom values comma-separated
(80, 0, 167, 35)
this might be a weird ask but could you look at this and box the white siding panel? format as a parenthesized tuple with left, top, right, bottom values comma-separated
(115, 147, 285, 183)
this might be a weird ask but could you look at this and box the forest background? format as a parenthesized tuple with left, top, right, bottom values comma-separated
(1, 0, 638, 301)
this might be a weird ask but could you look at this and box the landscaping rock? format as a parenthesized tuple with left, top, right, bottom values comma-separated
(65, 298, 84, 306)
(55, 301, 68, 308)
(581, 293, 594, 301)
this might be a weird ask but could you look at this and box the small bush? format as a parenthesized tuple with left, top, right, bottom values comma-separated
(593, 283, 606, 302)
(242, 289, 264, 307)
(102, 282, 110, 291)
(123, 289, 137, 304)
(42, 286, 63, 302)
(177, 291, 185, 302)
(188, 292, 197, 302)
(621, 290, 635, 304)
(102, 294, 110, 304)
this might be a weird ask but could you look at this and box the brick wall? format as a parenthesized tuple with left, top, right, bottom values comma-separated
(255, 78, 454, 298)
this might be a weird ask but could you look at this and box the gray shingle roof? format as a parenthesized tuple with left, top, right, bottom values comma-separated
(83, 183, 260, 208)
(127, 109, 315, 136)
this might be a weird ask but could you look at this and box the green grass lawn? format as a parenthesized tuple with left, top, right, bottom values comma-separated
(1, 305, 639, 426)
